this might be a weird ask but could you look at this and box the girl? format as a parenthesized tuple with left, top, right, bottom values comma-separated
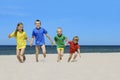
(8, 23, 31, 63)
(54, 27, 67, 62)
(68, 36, 81, 62)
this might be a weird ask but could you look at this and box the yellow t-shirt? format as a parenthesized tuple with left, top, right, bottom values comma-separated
(10, 31, 27, 50)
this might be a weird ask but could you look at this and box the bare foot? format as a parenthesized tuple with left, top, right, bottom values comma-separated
(71, 60, 77, 62)
(36, 59, 39, 62)
(57, 60, 60, 62)
(60, 57, 62, 60)
(17, 56, 23, 63)
(23, 55, 26, 62)
(43, 53, 46, 58)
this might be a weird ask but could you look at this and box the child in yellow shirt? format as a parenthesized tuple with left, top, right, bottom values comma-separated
(8, 23, 31, 63)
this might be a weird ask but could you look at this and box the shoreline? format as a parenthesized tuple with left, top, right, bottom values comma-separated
(0, 52, 120, 56)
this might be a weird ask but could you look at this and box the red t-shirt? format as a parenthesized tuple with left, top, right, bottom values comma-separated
(68, 41, 80, 53)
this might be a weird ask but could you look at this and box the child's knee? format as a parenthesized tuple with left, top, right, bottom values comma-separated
(69, 54, 73, 57)
(19, 53, 24, 57)
(61, 53, 64, 56)
(42, 50, 46, 54)
(42, 48, 46, 53)
(57, 52, 61, 56)
(36, 50, 39, 54)
(36, 52, 39, 55)
(61, 51, 64, 54)
(16, 54, 19, 57)
(75, 53, 77, 56)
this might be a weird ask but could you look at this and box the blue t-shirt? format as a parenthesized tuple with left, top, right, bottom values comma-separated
(32, 27, 48, 46)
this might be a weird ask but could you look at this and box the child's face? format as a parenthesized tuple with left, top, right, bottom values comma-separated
(57, 29, 62, 35)
(18, 25, 23, 31)
(73, 38, 79, 44)
(35, 21, 41, 28)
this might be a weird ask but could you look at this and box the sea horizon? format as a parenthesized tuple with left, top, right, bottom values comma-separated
(0, 45, 120, 55)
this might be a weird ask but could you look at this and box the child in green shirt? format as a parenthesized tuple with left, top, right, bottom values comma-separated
(54, 27, 67, 62)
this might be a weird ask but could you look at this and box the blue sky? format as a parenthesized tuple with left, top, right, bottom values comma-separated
(0, 0, 120, 45)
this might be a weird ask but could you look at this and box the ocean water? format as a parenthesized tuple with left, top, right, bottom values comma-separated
(0, 45, 120, 55)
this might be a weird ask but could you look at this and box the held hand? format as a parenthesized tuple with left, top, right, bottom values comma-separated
(30, 42, 33, 47)
(51, 41, 55, 46)
(65, 43, 68, 46)
(8, 34, 11, 38)
(65, 40, 69, 46)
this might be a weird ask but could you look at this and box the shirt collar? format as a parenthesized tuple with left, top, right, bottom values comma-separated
(57, 34, 63, 37)
(72, 41, 78, 45)
(36, 27, 41, 30)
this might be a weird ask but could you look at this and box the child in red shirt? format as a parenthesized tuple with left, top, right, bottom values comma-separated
(68, 36, 81, 62)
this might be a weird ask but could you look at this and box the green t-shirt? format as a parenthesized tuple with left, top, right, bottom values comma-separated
(54, 34, 66, 48)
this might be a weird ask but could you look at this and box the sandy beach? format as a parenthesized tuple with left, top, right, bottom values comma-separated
(0, 53, 120, 80)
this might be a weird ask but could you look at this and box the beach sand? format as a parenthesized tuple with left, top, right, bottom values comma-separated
(0, 53, 120, 80)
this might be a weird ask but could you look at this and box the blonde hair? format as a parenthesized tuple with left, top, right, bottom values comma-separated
(57, 27, 62, 30)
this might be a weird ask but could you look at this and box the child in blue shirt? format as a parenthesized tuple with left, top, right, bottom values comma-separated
(30, 20, 54, 62)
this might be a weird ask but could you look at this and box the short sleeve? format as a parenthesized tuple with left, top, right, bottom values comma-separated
(24, 32, 28, 39)
(63, 36, 67, 40)
(10, 32, 15, 37)
(68, 41, 72, 44)
(54, 36, 57, 42)
(43, 28, 48, 34)
(77, 44, 80, 49)
(32, 30, 35, 37)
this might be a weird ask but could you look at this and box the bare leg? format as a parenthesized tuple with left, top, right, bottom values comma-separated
(72, 52, 78, 62)
(16, 49, 22, 63)
(35, 46, 40, 62)
(68, 54, 73, 62)
(57, 49, 61, 62)
(23, 54, 26, 62)
(41, 45, 46, 58)
(60, 49, 64, 60)
(73, 53, 77, 60)
(20, 48, 25, 62)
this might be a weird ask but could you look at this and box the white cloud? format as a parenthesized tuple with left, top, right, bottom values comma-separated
(0, 5, 29, 16)
(0, 11, 29, 16)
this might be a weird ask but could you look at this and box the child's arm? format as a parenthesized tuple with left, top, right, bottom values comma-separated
(66, 40, 71, 46)
(24, 33, 32, 46)
(65, 38, 68, 46)
(30, 37, 34, 46)
(28, 38, 33, 47)
(64, 36, 68, 46)
(26, 38, 32, 44)
(77, 49, 81, 58)
(54, 37, 57, 44)
(45, 34, 54, 45)
(8, 32, 15, 38)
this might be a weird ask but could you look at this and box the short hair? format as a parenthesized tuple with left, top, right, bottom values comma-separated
(73, 36, 79, 41)
(35, 19, 41, 25)
(57, 27, 62, 31)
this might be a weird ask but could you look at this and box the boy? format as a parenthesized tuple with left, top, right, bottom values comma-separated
(54, 27, 67, 62)
(30, 20, 54, 62)
(68, 36, 81, 62)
